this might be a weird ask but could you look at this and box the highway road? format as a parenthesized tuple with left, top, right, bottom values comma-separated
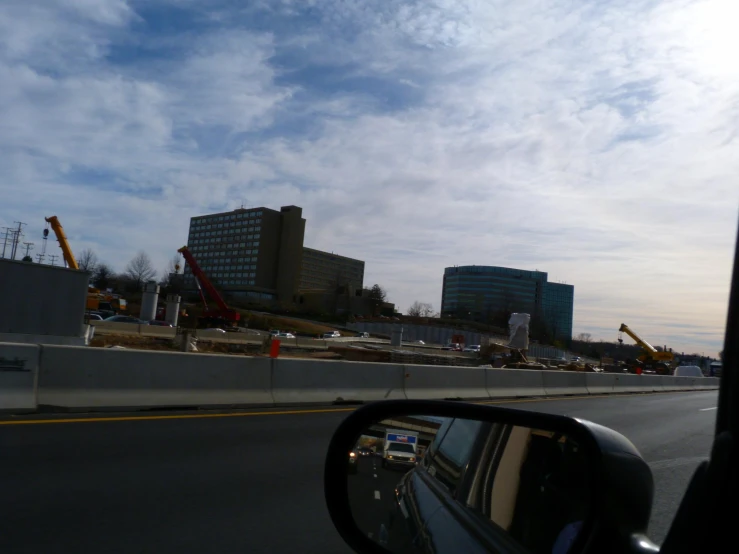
(0, 391, 717, 553)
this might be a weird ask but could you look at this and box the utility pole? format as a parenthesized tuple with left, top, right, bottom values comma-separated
(22, 242, 34, 258)
(48, 254, 59, 266)
(0, 227, 9, 258)
(35, 253, 45, 264)
(10, 221, 26, 260)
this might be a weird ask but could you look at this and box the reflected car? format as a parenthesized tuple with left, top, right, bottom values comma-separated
(348, 450, 359, 474)
(384, 418, 591, 554)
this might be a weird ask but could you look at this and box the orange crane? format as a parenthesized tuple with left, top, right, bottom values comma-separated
(44, 216, 79, 270)
(618, 323, 674, 374)
(178, 246, 240, 327)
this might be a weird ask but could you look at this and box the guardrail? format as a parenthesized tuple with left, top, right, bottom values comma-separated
(0, 342, 719, 414)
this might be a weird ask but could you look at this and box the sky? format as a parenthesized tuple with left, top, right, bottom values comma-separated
(1, 0, 737, 357)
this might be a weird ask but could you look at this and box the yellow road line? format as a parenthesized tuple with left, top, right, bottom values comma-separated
(0, 407, 357, 425)
(0, 390, 710, 426)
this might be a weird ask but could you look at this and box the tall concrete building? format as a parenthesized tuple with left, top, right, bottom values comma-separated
(299, 247, 365, 291)
(441, 265, 574, 341)
(183, 205, 305, 304)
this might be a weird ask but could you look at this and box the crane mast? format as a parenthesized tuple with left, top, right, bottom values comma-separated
(44, 216, 79, 270)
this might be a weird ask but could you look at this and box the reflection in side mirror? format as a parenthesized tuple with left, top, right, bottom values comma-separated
(346, 415, 592, 554)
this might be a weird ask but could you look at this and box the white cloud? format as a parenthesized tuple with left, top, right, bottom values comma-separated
(1, 0, 737, 356)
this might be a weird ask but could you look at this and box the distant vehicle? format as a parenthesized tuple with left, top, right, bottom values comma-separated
(272, 332, 296, 339)
(323, 331, 341, 338)
(464, 345, 481, 353)
(357, 447, 373, 457)
(410, 340, 425, 345)
(442, 343, 462, 351)
(104, 315, 142, 324)
(146, 320, 173, 327)
(347, 449, 358, 474)
(355, 332, 370, 338)
(674, 365, 704, 377)
(382, 429, 419, 470)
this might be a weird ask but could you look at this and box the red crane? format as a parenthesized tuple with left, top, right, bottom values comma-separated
(177, 246, 241, 326)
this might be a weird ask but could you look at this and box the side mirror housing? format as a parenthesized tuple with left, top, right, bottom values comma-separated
(324, 400, 660, 554)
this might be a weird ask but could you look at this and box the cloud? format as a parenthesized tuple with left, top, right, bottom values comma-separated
(1, 0, 737, 356)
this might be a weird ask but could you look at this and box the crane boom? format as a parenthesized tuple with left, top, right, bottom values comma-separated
(618, 323, 657, 353)
(45, 216, 79, 270)
(177, 246, 240, 324)
(618, 323, 674, 363)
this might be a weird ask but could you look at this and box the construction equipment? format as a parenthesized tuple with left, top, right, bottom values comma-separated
(44, 216, 78, 269)
(177, 246, 241, 327)
(617, 323, 674, 374)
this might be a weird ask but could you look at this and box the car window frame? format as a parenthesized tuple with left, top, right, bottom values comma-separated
(717, 219, 739, 436)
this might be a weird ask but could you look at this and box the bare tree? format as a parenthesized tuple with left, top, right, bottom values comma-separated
(576, 332, 592, 343)
(77, 248, 99, 273)
(92, 263, 115, 290)
(124, 251, 156, 289)
(408, 301, 435, 317)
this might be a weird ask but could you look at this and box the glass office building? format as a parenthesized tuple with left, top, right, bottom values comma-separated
(441, 265, 574, 341)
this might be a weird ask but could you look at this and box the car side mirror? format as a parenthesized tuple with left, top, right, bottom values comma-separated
(324, 400, 660, 554)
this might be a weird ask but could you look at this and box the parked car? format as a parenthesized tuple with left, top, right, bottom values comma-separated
(146, 320, 173, 327)
(103, 315, 143, 324)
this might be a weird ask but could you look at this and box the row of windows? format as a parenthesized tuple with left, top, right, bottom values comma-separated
(188, 244, 260, 254)
(187, 276, 256, 286)
(191, 212, 263, 226)
(190, 229, 261, 239)
(189, 236, 260, 246)
(445, 266, 547, 280)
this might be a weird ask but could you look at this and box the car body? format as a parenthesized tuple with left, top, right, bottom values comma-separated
(441, 343, 462, 351)
(384, 417, 589, 553)
(356, 447, 373, 457)
(464, 345, 481, 353)
(323, 331, 341, 339)
(272, 332, 296, 339)
(146, 320, 173, 327)
(103, 315, 143, 324)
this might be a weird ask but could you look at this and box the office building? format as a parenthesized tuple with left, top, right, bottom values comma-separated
(183, 205, 305, 303)
(441, 265, 574, 341)
(299, 247, 365, 291)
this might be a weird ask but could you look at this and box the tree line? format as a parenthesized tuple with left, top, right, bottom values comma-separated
(78, 248, 181, 293)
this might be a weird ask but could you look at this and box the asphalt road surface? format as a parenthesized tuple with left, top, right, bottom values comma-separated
(0, 391, 717, 553)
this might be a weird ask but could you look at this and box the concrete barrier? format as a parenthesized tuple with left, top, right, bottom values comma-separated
(271, 359, 405, 404)
(37, 345, 274, 410)
(613, 374, 663, 393)
(89, 321, 142, 335)
(404, 365, 489, 400)
(486, 368, 545, 398)
(0, 343, 39, 411)
(140, 326, 177, 339)
(542, 370, 588, 395)
(585, 372, 617, 395)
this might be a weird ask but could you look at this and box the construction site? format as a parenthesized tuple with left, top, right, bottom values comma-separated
(0, 213, 711, 376)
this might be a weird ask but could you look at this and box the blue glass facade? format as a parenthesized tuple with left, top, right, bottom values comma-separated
(441, 265, 574, 341)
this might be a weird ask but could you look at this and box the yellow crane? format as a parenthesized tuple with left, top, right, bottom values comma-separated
(618, 323, 674, 374)
(44, 216, 79, 270)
